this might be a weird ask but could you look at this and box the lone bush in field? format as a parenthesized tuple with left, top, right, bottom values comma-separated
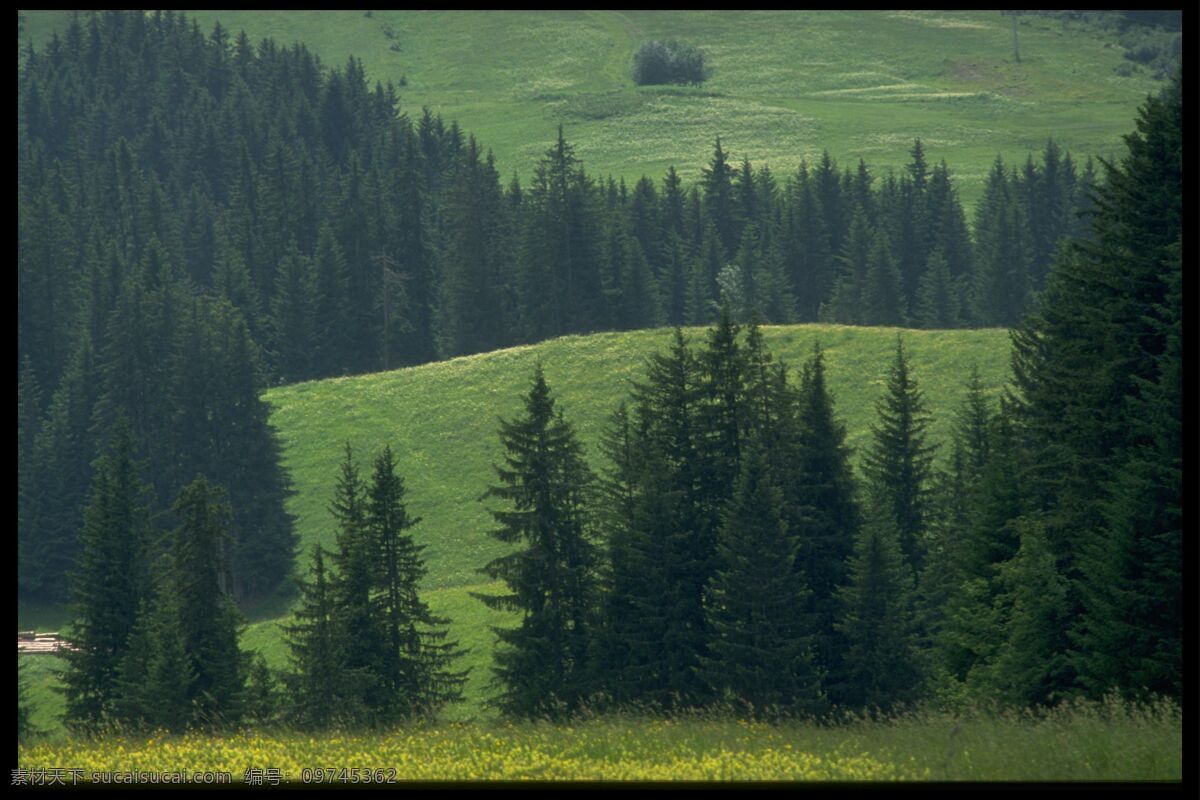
(632, 40, 707, 85)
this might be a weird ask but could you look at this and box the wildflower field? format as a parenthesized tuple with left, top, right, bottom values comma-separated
(18, 698, 1182, 783)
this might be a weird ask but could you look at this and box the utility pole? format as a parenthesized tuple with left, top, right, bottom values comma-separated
(1005, 11, 1021, 63)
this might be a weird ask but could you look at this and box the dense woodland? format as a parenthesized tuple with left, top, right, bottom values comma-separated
(18, 11, 1180, 733)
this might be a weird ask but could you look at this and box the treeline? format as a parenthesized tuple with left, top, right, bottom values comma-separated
(59, 427, 465, 733)
(462, 322, 1007, 717)
(17, 12, 1098, 606)
(468, 74, 1180, 719)
(18, 12, 1097, 394)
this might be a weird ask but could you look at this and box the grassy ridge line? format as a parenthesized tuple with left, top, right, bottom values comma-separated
(20, 10, 1159, 211)
(265, 325, 1011, 593)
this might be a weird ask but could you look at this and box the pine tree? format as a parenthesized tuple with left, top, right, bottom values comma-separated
(366, 445, 467, 720)
(972, 157, 1032, 326)
(822, 211, 872, 324)
(699, 447, 822, 718)
(789, 343, 861, 691)
(686, 222, 724, 325)
(326, 444, 386, 724)
(701, 137, 737, 257)
(312, 223, 352, 376)
(861, 232, 904, 326)
(24, 340, 101, 601)
(920, 367, 993, 695)
(913, 248, 960, 328)
(114, 590, 195, 733)
(282, 546, 349, 729)
(1009, 73, 1183, 702)
(786, 162, 834, 322)
(861, 338, 938, 572)
(832, 497, 921, 713)
(986, 515, 1073, 706)
(168, 476, 246, 729)
(475, 366, 600, 718)
(61, 419, 152, 731)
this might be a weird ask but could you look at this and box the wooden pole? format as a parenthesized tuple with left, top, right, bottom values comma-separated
(1011, 13, 1021, 63)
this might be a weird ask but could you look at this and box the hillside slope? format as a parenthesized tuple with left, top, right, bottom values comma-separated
(22, 324, 1012, 725)
(266, 324, 1012, 591)
(20, 10, 1164, 210)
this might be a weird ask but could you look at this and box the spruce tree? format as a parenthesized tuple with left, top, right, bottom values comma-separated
(972, 157, 1032, 326)
(366, 445, 467, 720)
(913, 248, 960, 329)
(699, 447, 822, 718)
(789, 343, 861, 690)
(823, 211, 871, 324)
(282, 545, 349, 729)
(861, 338, 938, 572)
(987, 515, 1073, 706)
(861, 232, 904, 326)
(701, 137, 737, 257)
(475, 366, 600, 718)
(168, 476, 247, 729)
(61, 419, 152, 731)
(326, 444, 386, 724)
(115, 588, 195, 733)
(1008, 73, 1183, 702)
(832, 497, 921, 713)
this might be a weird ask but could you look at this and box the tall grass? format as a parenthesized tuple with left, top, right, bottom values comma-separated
(17, 696, 1182, 781)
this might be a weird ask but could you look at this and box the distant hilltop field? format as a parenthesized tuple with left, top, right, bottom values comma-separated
(19, 9, 1171, 211)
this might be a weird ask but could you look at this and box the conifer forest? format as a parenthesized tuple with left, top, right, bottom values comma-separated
(17, 10, 1181, 784)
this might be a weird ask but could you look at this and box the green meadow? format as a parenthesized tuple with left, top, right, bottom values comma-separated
(20, 10, 1164, 211)
(19, 698, 1182, 781)
(22, 324, 1012, 726)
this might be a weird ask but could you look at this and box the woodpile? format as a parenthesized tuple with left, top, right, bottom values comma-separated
(17, 632, 76, 655)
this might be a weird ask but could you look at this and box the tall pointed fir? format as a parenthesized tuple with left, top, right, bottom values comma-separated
(701, 137, 738, 257)
(475, 366, 600, 718)
(326, 444, 385, 725)
(601, 329, 711, 708)
(61, 418, 152, 731)
(972, 157, 1031, 326)
(832, 496, 922, 713)
(281, 545, 348, 729)
(699, 446, 822, 718)
(1009, 72, 1182, 702)
(789, 343, 861, 695)
(861, 232, 904, 326)
(167, 476, 247, 728)
(366, 445, 467, 720)
(822, 210, 872, 324)
(861, 338, 937, 573)
(113, 587, 195, 733)
(913, 248, 960, 329)
(920, 367, 994, 697)
(985, 515, 1073, 706)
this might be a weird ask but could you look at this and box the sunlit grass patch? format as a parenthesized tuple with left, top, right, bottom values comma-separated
(22, 10, 1161, 213)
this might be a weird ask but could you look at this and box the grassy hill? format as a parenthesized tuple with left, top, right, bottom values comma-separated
(19, 10, 1165, 211)
(21, 324, 1012, 728)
